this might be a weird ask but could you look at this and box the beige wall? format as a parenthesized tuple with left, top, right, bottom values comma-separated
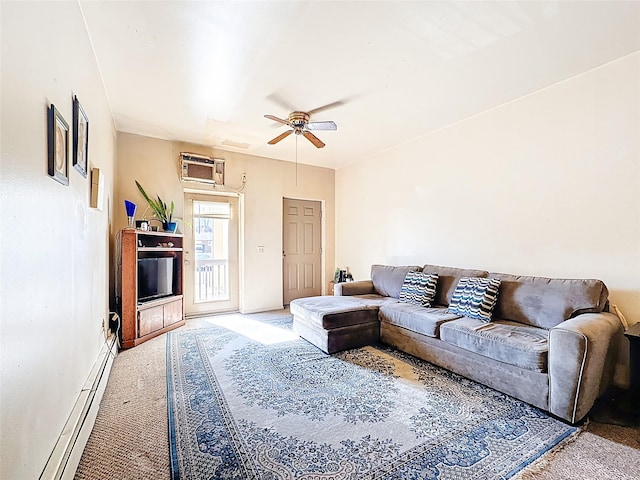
(336, 53, 639, 376)
(0, 2, 116, 479)
(115, 133, 335, 313)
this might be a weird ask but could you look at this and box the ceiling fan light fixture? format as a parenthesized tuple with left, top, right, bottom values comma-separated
(288, 111, 310, 127)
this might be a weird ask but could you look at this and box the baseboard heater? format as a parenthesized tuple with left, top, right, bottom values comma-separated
(39, 335, 117, 480)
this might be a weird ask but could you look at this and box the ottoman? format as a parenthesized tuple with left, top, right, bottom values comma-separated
(290, 296, 380, 354)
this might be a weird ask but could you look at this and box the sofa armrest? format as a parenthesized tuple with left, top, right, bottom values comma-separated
(334, 280, 375, 296)
(548, 312, 623, 423)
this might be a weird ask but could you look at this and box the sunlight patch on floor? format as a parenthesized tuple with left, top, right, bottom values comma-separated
(201, 314, 298, 345)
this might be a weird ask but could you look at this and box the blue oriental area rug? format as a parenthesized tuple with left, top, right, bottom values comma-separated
(167, 314, 577, 479)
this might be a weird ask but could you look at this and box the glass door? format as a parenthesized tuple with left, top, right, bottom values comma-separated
(184, 193, 239, 316)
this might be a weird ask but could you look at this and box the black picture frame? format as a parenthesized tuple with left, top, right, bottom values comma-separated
(72, 95, 88, 178)
(48, 104, 69, 185)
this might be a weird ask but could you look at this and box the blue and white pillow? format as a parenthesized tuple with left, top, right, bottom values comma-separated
(399, 272, 439, 307)
(447, 277, 501, 322)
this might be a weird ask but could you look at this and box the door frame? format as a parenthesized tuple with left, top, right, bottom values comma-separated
(183, 188, 245, 316)
(282, 196, 326, 304)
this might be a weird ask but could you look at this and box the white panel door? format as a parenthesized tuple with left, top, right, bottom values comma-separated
(283, 198, 322, 305)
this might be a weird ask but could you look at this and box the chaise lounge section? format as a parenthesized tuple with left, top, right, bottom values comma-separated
(290, 264, 623, 424)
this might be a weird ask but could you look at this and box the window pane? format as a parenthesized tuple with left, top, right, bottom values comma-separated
(194, 200, 230, 216)
(193, 201, 230, 302)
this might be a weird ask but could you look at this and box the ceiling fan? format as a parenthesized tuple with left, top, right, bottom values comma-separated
(264, 111, 337, 148)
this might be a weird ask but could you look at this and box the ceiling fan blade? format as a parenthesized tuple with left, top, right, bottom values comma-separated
(266, 93, 297, 112)
(264, 114, 292, 127)
(267, 129, 293, 145)
(307, 97, 352, 116)
(306, 121, 337, 131)
(303, 131, 325, 148)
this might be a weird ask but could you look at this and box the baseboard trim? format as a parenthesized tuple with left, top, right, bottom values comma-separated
(240, 305, 285, 315)
(39, 335, 117, 480)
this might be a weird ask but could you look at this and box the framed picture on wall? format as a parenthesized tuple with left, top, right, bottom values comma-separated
(72, 95, 88, 178)
(48, 104, 69, 186)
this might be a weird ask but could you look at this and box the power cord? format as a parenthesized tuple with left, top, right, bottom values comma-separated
(181, 172, 247, 194)
(104, 311, 121, 357)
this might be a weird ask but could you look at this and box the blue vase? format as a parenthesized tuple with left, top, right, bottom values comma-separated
(124, 200, 137, 229)
(163, 222, 177, 233)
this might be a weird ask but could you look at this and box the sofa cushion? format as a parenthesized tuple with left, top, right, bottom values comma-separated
(489, 273, 610, 329)
(351, 294, 400, 308)
(447, 277, 501, 322)
(290, 296, 379, 329)
(399, 272, 438, 307)
(440, 317, 549, 372)
(371, 264, 421, 298)
(380, 303, 462, 338)
(422, 264, 489, 306)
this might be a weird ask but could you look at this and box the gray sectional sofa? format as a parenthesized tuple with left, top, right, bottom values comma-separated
(290, 264, 623, 424)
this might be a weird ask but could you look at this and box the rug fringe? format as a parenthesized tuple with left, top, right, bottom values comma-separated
(511, 425, 584, 480)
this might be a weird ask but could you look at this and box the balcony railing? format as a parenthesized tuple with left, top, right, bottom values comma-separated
(195, 259, 229, 302)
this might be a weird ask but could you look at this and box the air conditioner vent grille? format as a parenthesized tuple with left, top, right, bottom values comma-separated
(180, 152, 224, 185)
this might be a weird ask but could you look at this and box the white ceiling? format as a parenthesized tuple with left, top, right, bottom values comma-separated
(79, 1, 640, 169)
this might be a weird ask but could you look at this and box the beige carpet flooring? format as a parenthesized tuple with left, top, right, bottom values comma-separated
(75, 311, 640, 479)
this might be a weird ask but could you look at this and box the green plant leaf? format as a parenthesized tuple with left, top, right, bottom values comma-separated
(136, 181, 172, 223)
(156, 195, 170, 223)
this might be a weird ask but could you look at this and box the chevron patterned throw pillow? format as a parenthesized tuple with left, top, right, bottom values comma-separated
(448, 277, 501, 322)
(399, 272, 439, 307)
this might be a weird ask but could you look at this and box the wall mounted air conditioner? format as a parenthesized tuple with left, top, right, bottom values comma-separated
(180, 152, 225, 185)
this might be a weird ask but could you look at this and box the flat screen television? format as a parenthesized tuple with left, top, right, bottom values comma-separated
(138, 257, 173, 302)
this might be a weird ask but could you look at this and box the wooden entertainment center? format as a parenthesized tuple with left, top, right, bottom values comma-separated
(118, 229, 185, 348)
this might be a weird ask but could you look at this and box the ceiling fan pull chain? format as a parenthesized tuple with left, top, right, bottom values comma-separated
(295, 134, 298, 186)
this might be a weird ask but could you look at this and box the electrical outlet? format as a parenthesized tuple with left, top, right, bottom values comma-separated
(109, 313, 119, 332)
(257, 245, 265, 254)
(241, 173, 247, 183)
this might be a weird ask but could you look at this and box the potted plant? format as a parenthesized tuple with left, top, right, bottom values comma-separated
(135, 181, 177, 232)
